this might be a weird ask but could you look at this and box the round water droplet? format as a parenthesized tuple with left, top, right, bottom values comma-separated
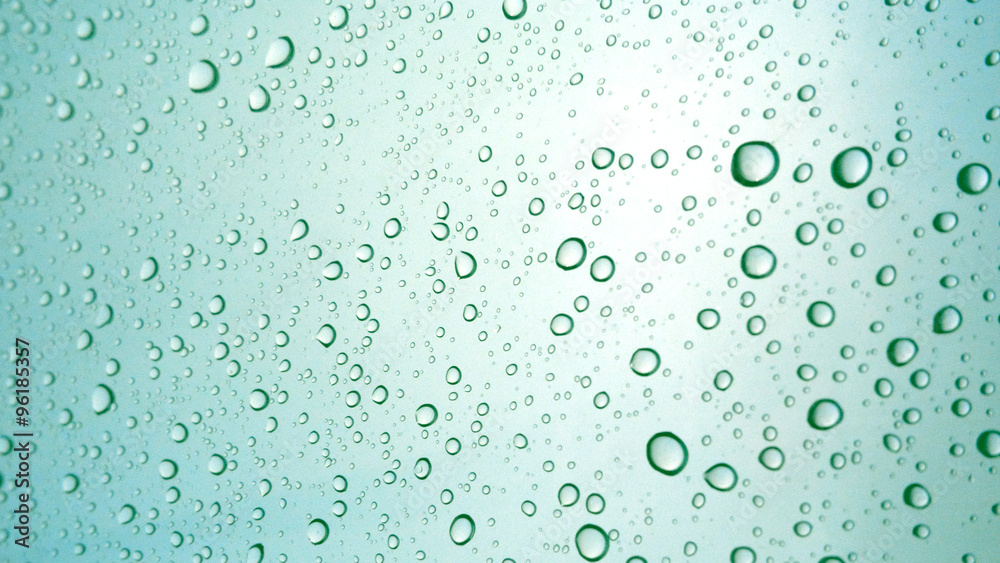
(831, 147, 872, 188)
(556, 238, 587, 270)
(290, 219, 309, 241)
(731, 547, 757, 563)
(630, 348, 660, 376)
(449, 514, 476, 545)
(558, 483, 580, 506)
(248, 86, 270, 112)
(932, 212, 958, 233)
(903, 484, 931, 509)
(806, 301, 835, 327)
(758, 447, 784, 470)
(704, 463, 738, 491)
(697, 309, 720, 330)
(190, 14, 209, 35)
(455, 251, 477, 279)
(807, 399, 843, 430)
(574, 524, 609, 562)
(741, 245, 776, 279)
(414, 457, 431, 479)
(188, 60, 218, 93)
(478, 145, 493, 162)
(92, 384, 114, 414)
(316, 324, 336, 348)
(793, 162, 813, 183)
(590, 256, 615, 282)
(876, 265, 897, 286)
(265, 36, 294, 68)
(796, 222, 819, 245)
(651, 149, 669, 169)
(415, 404, 438, 427)
(976, 430, 1000, 458)
(933, 306, 961, 334)
(731, 141, 779, 187)
(956, 163, 991, 195)
(550, 314, 574, 336)
(249, 389, 269, 411)
(592, 147, 615, 170)
(247, 544, 264, 563)
(307, 518, 329, 545)
(208, 454, 226, 475)
(501, 0, 528, 21)
(647, 432, 688, 476)
(887, 338, 918, 366)
(384, 218, 402, 238)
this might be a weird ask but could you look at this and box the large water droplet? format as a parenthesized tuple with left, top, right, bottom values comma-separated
(306, 518, 329, 545)
(575, 524, 610, 562)
(629, 348, 660, 376)
(697, 308, 720, 330)
(328, 6, 349, 29)
(501, 0, 528, 21)
(455, 251, 477, 279)
(903, 483, 931, 509)
(731, 141, 779, 187)
(248, 86, 270, 112)
(290, 219, 309, 241)
(704, 463, 738, 491)
(977, 430, 1000, 458)
(558, 483, 580, 507)
(651, 149, 669, 169)
(590, 256, 615, 282)
(92, 384, 114, 414)
(592, 147, 615, 170)
(449, 514, 476, 545)
(647, 432, 688, 476)
(758, 447, 785, 470)
(887, 338, 918, 366)
(322, 261, 343, 280)
(932, 306, 962, 334)
(807, 399, 843, 430)
(550, 314, 574, 336)
(316, 324, 336, 348)
(556, 238, 587, 270)
(831, 147, 872, 188)
(140, 257, 158, 281)
(956, 163, 991, 195)
(741, 245, 776, 279)
(188, 60, 218, 93)
(806, 301, 835, 327)
(415, 404, 438, 427)
(265, 36, 294, 68)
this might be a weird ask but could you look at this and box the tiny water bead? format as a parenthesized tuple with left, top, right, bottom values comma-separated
(647, 432, 688, 476)
(731, 141, 779, 187)
(831, 146, 873, 188)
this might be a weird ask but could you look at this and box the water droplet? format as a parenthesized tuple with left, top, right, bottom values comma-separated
(759, 447, 785, 470)
(572, 524, 609, 562)
(630, 348, 660, 376)
(414, 457, 432, 480)
(329, 6, 349, 29)
(449, 514, 476, 545)
(249, 389, 269, 411)
(704, 463, 738, 491)
(92, 384, 114, 414)
(208, 454, 226, 475)
(247, 544, 264, 563)
(793, 162, 813, 183)
(190, 14, 209, 35)
(140, 257, 158, 281)
(697, 308, 720, 330)
(455, 251, 477, 279)
(651, 149, 669, 169)
(956, 163, 991, 195)
(741, 245, 776, 279)
(478, 145, 493, 162)
(188, 60, 218, 93)
(877, 265, 897, 286)
(316, 324, 336, 347)
(501, 0, 528, 21)
(248, 86, 270, 112)
(590, 256, 615, 282)
(550, 314, 574, 336)
(306, 518, 329, 545)
(796, 222, 819, 245)
(831, 147, 873, 188)
(556, 238, 587, 270)
(976, 430, 1000, 458)
(933, 306, 962, 334)
(558, 483, 580, 506)
(265, 36, 294, 68)
(806, 301, 835, 327)
(903, 484, 931, 509)
(290, 219, 309, 241)
(592, 147, 615, 170)
(415, 404, 438, 427)
(932, 212, 958, 233)
(647, 432, 688, 476)
(731, 141, 779, 187)
(731, 547, 757, 563)
(807, 399, 843, 430)
(887, 338, 918, 366)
